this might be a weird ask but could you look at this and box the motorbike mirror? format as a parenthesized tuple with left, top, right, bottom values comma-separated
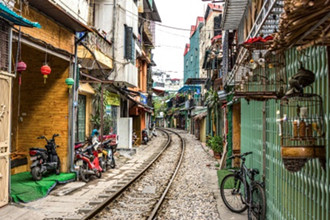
(54, 134, 59, 137)
(37, 136, 44, 139)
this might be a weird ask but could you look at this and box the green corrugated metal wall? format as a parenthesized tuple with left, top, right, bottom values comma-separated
(241, 46, 329, 219)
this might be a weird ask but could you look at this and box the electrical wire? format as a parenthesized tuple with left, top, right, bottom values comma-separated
(117, 5, 223, 33)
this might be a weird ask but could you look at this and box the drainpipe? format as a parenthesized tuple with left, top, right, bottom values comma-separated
(8, 26, 13, 202)
(262, 101, 266, 183)
(69, 33, 87, 173)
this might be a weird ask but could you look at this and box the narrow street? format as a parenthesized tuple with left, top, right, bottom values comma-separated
(0, 130, 246, 219)
(0, 0, 329, 219)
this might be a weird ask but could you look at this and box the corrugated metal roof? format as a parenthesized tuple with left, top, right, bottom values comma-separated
(221, 0, 249, 30)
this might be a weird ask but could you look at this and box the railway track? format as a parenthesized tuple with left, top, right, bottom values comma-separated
(72, 128, 185, 220)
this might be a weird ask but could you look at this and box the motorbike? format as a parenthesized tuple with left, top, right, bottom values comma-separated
(142, 129, 148, 144)
(100, 134, 118, 170)
(74, 141, 102, 182)
(29, 134, 61, 181)
(101, 138, 117, 169)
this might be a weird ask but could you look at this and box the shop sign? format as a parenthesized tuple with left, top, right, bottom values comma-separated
(140, 94, 147, 105)
(104, 92, 120, 106)
(105, 105, 111, 115)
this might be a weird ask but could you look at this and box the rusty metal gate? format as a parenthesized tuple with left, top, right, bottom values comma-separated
(0, 74, 11, 207)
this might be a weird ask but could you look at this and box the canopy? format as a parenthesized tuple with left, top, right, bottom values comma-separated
(0, 3, 41, 28)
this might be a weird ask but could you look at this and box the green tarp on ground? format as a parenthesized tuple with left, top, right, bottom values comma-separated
(10, 172, 76, 203)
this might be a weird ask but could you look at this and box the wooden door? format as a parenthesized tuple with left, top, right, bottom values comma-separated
(0, 74, 11, 207)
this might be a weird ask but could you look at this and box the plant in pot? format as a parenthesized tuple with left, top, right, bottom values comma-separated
(207, 135, 223, 159)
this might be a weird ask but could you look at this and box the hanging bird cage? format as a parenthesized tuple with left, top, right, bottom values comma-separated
(234, 38, 287, 101)
(280, 93, 325, 172)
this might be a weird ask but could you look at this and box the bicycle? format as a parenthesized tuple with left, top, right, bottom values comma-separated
(220, 151, 266, 220)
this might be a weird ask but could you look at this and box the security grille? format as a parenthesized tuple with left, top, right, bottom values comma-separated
(0, 19, 9, 72)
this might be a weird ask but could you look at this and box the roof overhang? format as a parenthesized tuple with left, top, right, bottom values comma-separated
(0, 2, 40, 28)
(27, 0, 92, 32)
(221, 0, 249, 30)
(143, 0, 161, 22)
(185, 78, 208, 85)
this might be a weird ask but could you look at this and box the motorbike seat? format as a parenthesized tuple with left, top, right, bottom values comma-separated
(103, 139, 112, 145)
(30, 147, 47, 152)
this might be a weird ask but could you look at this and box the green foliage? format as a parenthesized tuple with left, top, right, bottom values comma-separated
(205, 88, 219, 110)
(90, 85, 116, 133)
(206, 135, 223, 153)
(153, 99, 166, 117)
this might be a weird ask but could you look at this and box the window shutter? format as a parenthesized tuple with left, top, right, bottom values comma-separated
(0, 19, 9, 72)
(124, 25, 134, 61)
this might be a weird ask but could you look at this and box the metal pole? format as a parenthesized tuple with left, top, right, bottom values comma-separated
(100, 84, 104, 142)
(70, 33, 87, 172)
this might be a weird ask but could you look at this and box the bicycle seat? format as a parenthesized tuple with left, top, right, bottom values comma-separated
(249, 168, 259, 175)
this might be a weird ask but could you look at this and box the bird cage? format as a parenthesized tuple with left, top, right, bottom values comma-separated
(280, 93, 325, 172)
(234, 39, 287, 101)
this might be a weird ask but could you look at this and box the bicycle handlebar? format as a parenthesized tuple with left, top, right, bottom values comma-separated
(228, 151, 253, 160)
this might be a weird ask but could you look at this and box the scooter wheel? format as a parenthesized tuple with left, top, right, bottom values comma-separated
(79, 161, 90, 183)
(31, 166, 42, 181)
(56, 159, 61, 175)
(96, 171, 102, 178)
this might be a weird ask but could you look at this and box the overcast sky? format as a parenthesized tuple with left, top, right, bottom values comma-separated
(152, 0, 208, 79)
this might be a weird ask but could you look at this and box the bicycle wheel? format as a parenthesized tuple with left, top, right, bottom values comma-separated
(248, 183, 266, 220)
(220, 174, 248, 213)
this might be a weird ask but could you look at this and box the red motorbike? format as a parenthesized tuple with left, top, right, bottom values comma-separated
(74, 142, 102, 182)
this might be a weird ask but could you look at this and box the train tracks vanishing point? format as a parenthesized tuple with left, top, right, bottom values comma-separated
(78, 128, 185, 220)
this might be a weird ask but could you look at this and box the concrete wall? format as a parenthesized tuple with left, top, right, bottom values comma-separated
(53, 0, 89, 25)
(118, 117, 132, 148)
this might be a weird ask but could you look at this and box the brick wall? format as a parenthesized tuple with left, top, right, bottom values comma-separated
(19, 6, 74, 54)
(11, 44, 70, 173)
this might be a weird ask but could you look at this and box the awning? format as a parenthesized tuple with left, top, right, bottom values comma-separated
(221, 0, 249, 30)
(78, 83, 95, 95)
(27, 0, 92, 32)
(152, 87, 166, 96)
(78, 46, 113, 69)
(193, 111, 207, 121)
(0, 3, 40, 28)
(127, 94, 153, 113)
(185, 78, 208, 85)
(178, 85, 201, 93)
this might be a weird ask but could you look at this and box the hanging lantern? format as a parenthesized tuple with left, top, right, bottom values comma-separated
(41, 64, 51, 84)
(65, 78, 74, 91)
(17, 61, 27, 85)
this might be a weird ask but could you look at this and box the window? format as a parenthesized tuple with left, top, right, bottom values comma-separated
(75, 95, 86, 142)
(124, 25, 135, 62)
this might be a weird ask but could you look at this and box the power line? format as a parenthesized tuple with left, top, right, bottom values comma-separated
(118, 5, 223, 33)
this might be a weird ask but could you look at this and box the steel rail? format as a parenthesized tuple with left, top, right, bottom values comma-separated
(147, 128, 186, 220)
(81, 128, 171, 220)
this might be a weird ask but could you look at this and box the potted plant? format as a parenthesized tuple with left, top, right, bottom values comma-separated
(206, 135, 223, 159)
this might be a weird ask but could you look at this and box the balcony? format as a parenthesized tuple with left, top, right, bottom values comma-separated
(109, 63, 138, 88)
(143, 21, 155, 46)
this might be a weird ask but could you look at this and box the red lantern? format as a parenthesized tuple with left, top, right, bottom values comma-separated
(17, 61, 27, 85)
(41, 64, 51, 84)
